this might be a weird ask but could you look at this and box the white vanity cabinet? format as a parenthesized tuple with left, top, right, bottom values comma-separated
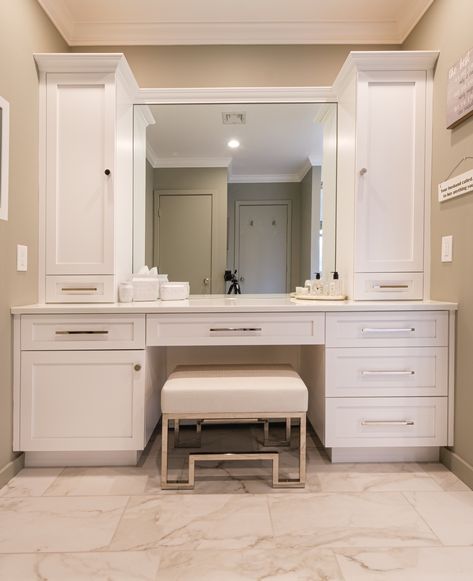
(13, 313, 162, 465)
(317, 310, 453, 461)
(35, 54, 138, 303)
(20, 350, 145, 452)
(336, 53, 438, 300)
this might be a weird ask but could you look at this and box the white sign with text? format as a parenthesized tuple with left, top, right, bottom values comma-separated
(438, 168, 473, 203)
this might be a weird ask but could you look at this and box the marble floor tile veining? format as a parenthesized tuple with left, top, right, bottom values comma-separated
(0, 550, 162, 581)
(0, 424, 471, 579)
(0, 496, 128, 553)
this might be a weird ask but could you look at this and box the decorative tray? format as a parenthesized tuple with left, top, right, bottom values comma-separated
(290, 292, 347, 301)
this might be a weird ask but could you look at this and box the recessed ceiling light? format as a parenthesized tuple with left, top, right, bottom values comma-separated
(227, 139, 240, 149)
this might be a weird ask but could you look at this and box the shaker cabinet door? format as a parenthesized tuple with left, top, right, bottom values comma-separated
(45, 73, 115, 275)
(20, 350, 145, 451)
(355, 70, 426, 273)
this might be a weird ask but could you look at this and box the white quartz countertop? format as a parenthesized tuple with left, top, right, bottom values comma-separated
(11, 294, 458, 315)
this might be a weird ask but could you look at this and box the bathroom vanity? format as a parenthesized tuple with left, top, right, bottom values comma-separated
(12, 49, 457, 467)
(11, 297, 456, 466)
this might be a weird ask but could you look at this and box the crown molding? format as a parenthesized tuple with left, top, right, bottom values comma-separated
(136, 86, 336, 105)
(33, 52, 140, 100)
(333, 50, 439, 94)
(229, 173, 302, 184)
(149, 156, 232, 170)
(37, 0, 75, 42)
(37, 0, 433, 47)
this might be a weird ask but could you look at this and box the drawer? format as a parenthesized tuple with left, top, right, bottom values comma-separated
(354, 272, 423, 300)
(325, 397, 448, 448)
(326, 347, 448, 397)
(326, 311, 448, 347)
(146, 313, 325, 346)
(46, 276, 115, 303)
(21, 315, 145, 350)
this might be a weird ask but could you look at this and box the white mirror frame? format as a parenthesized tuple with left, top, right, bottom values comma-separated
(0, 95, 10, 221)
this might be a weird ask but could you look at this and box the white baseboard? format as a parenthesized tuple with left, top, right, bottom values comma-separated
(25, 450, 140, 467)
(328, 447, 440, 463)
(0, 454, 25, 488)
(440, 447, 473, 490)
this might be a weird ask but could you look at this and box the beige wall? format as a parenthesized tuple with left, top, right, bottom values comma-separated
(404, 0, 473, 487)
(72, 45, 398, 88)
(0, 0, 69, 483)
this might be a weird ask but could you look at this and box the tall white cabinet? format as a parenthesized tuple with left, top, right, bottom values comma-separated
(35, 54, 138, 303)
(336, 52, 438, 300)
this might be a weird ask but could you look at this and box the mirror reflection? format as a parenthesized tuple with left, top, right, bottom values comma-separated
(133, 102, 337, 294)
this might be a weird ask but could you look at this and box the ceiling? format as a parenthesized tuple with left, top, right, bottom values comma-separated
(143, 103, 333, 182)
(37, 0, 433, 46)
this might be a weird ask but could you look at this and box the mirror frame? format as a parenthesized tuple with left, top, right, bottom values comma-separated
(0, 95, 10, 221)
(132, 86, 339, 285)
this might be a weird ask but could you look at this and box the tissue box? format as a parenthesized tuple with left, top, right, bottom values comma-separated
(160, 282, 190, 301)
(131, 278, 159, 301)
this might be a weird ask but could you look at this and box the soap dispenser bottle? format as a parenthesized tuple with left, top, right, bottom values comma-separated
(329, 271, 341, 296)
(312, 273, 323, 295)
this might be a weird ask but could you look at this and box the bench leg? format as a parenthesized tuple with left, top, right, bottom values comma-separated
(263, 417, 291, 447)
(161, 413, 306, 490)
(161, 414, 195, 490)
(174, 419, 203, 448)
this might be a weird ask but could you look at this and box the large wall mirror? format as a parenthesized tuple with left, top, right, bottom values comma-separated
(133, 102, 337, 294)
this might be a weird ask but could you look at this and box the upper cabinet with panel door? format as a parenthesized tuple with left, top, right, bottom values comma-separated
(35, 54, 138, 303)
(335, 52, 439, 301)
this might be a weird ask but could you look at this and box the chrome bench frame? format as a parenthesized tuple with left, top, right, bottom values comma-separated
(161, 412, 306, 490)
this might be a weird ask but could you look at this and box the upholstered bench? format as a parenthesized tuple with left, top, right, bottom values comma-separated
(160, 364, 308, 489)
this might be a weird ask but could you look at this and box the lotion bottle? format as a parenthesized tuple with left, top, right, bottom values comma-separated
(329, 271, 341, 296)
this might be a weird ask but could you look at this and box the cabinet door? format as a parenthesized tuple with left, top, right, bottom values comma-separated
(20, 350, 144, 451)
(355, 71, 426, 273)
(46, 73, 115, 275)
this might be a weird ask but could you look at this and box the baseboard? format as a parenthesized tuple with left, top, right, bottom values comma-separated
(328, 447, 439, 463)
(0, 454, 24, 489)
(24, 450, 140, 467)
(440, 447, 473, 490)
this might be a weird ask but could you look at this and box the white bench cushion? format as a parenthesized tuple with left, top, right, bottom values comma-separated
(161, 364, 308, 414)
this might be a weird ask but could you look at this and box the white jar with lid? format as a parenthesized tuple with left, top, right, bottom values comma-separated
(118, 282, 133, 303)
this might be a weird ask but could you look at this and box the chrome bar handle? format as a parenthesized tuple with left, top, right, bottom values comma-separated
(209, 327, 262, 333)
(373, 284, 409, 289)
(55, 330, 109, 335)
(361, 370, 415, 376)
(61, 287, 98, 292)
(362, 327, 415, 334)
(361, 420, 415, 426)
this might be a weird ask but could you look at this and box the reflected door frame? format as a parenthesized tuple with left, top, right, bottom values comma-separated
(234, 200, 292, 293)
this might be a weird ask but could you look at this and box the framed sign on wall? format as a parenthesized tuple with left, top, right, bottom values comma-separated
(447, 47, 473, 129)
(0, 95, 10, 221)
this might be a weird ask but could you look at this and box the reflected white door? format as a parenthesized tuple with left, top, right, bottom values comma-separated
(156, 193, 212, 294)
(236, 202, 290, 293)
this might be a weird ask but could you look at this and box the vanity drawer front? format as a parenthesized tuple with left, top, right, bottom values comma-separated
(21, 315, 145, 350)
(326, 311, 448, 347)
(326, 347, 448, 397)
(146, 313, 325, 346)
(354, 273, 424, 300)
(46, 276, 115, 303)
(325, 397, 448, 448)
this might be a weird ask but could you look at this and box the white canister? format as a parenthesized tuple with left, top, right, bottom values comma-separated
(118, 282, 133, 303)
(160, 282, 190, 301)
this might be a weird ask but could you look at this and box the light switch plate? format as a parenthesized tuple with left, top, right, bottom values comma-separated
(441, 235, 453, 262)
(17, 244, 28, 271)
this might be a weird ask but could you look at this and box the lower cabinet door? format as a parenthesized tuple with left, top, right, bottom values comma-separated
(20, 350, 145, 451)
(325, 397, 448, 448)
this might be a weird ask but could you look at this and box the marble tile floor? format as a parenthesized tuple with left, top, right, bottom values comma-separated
(0, 424, 472, 580)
